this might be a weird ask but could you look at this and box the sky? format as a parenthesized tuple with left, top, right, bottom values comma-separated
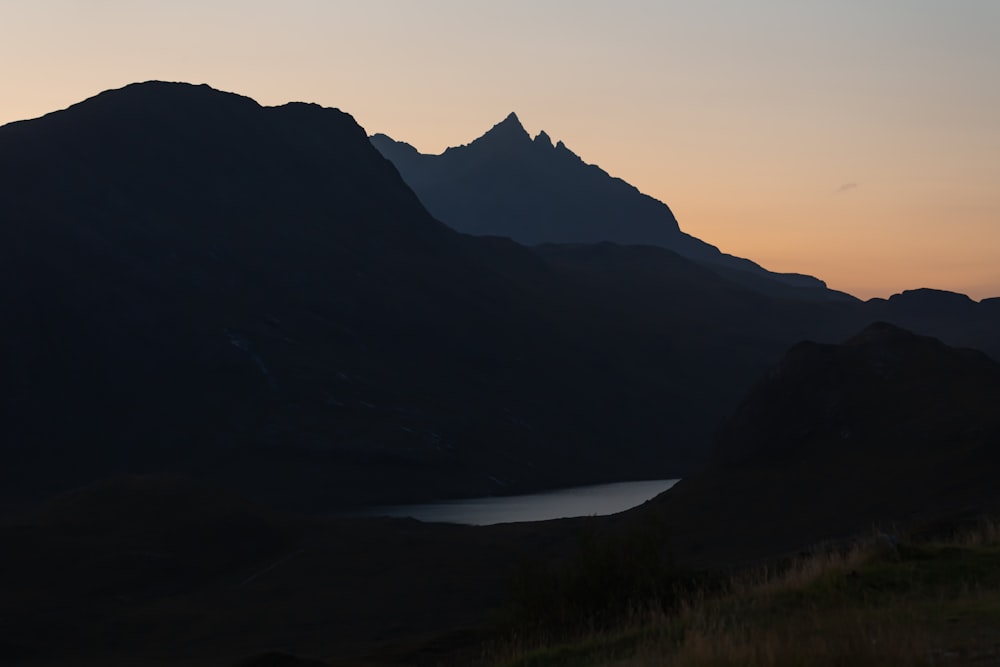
(3, 1, 998, 299)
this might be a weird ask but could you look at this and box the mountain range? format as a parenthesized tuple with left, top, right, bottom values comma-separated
(371, 113, 842, 298)
(0, 82, 997, 515)
(372, 113, 1000, 357)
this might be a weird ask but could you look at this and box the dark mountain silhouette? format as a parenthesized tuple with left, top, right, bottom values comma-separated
(879, 288, 977, 315)
(371, 114, 844, 298)
(372, 116, 1000, 352)
(2, 81, 997, 519)
(864, 289, 1000, 360)
(712, 321, 1000, 467)
(0, 81, 501, 510)
(1, 82, 872, 514)
(643, 322, 1000, 565)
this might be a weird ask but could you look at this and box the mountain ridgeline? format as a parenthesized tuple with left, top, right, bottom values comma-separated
(372, 113, 1000, 356)
(371, 113, 840, 298)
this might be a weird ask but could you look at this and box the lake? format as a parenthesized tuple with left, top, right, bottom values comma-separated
(358, 479, 680, 525)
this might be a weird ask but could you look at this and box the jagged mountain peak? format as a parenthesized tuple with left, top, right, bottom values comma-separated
(534, 130, 553, 147)
(471, 111, 532, 147)
(499, 111, 523, 128)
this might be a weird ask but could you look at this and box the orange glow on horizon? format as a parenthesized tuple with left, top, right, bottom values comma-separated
(1, 2, 997, 300)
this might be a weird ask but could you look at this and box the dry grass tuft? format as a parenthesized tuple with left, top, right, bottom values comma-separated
(488, 517, 1000, 667)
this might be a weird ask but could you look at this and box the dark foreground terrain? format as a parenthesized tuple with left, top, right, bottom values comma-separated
(493, 520, 1000, 667)
(3, 324, 999, 666)
(0, 476, 567, 666)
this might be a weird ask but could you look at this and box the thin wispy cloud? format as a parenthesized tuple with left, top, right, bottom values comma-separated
(835, 182, 860, 195)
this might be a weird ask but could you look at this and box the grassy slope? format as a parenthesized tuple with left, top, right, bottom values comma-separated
(490, 519, 1000, 667)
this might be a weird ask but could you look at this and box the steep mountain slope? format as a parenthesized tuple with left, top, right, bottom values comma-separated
(0, 83, 614, 509)
(371, 114, 838, 297)
(643, 322, 1000, 565)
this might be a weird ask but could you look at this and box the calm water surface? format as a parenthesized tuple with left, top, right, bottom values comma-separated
(361, 479, 679, 525)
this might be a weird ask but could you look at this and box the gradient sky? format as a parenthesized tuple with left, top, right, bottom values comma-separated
(3, 1, 998, 299)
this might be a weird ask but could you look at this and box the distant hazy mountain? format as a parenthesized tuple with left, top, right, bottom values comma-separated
(372, 115, 1000, 350)
(371, 113, 842, 298)
(865, 288, 1000, 360)
(645, 322, 1000, 565)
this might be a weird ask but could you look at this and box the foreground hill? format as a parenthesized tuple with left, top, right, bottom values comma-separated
(643, 322, 1000, 565)
(371, 113, 839, 297)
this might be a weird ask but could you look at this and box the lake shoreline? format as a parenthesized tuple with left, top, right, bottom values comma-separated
(349, 479, 680, 525)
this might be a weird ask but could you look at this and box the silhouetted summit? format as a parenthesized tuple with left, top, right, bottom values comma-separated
(886, 288, 977, 317)
(863, 289, 1000, 359)
(467, 111, 532, 149)
(2, 80, 430, 237)
(371, 114, 836, 296)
